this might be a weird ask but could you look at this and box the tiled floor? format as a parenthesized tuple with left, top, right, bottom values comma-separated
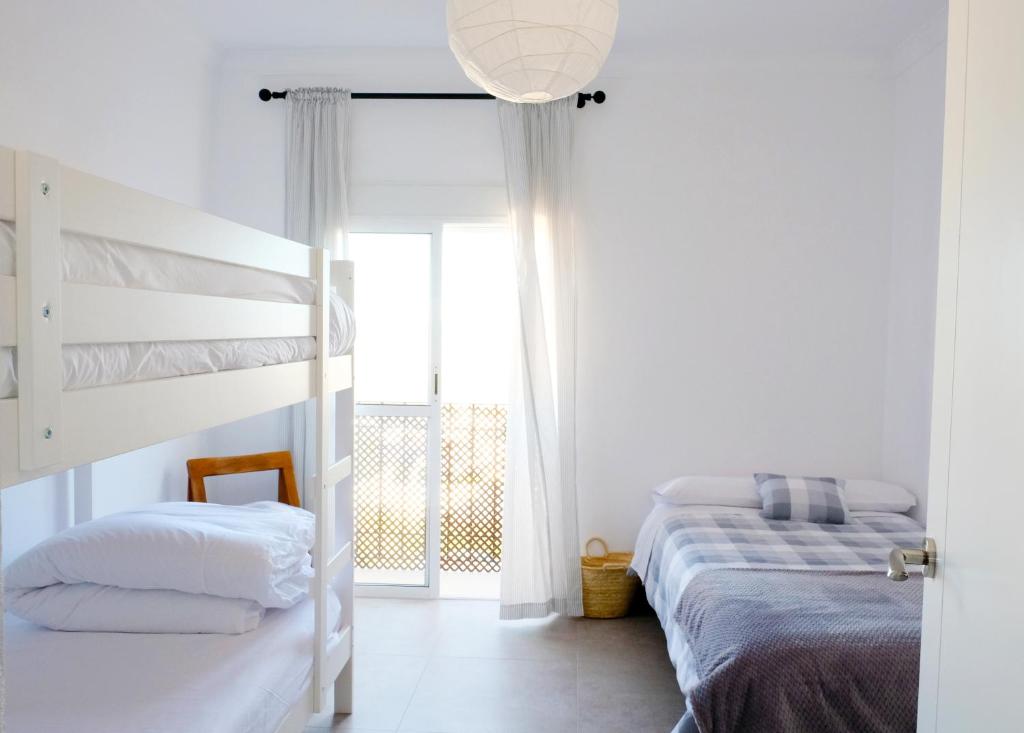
(305, 598, 684, 733)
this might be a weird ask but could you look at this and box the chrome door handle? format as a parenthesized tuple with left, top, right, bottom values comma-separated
(888, 537, 936, 581)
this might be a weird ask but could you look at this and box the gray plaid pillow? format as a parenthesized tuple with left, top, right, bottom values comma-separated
(754, 473, 851, 524)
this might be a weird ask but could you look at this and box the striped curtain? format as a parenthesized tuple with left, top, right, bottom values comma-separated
(284, 88, 351, 506)
(496, 97, 583, 619)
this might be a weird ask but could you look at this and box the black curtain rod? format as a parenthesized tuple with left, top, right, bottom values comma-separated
(258, 88, 606, 109)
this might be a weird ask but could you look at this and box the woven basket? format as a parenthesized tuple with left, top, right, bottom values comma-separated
(581, 537, 639, 619)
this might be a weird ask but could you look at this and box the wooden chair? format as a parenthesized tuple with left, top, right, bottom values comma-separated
(186, 450, 301, 508)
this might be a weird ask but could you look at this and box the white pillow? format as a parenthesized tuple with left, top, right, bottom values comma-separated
(7, 583, 264, 634)
(5, 501, 314, 611)
(652, 476, 917, 514)
(652, 476, 760, 508)
(660, 504, 763, 517)
(844, 479, 917, 513)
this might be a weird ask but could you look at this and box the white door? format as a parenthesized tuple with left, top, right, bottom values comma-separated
(918, 1, 1024, 730)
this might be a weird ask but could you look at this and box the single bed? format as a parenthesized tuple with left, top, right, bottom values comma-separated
(0, 220, 355, 398)
(632, 504, 925, 733)
(5, 595, 341, 733)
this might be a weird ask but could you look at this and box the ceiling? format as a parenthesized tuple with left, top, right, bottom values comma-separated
(183, 1, 943, 56)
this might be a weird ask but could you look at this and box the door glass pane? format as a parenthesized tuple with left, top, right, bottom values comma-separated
(439, 225, 514, 599)
(348, 232, 431, 405)
(349, 231, 432, 588)
(354, 414, 428, 586)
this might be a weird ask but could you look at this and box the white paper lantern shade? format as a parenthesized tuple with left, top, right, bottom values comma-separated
(447, 0, 619, 104)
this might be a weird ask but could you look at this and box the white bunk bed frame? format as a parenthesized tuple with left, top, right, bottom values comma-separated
(0, 147, 355, 729)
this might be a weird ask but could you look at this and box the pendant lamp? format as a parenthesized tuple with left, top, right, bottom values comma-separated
(447, 0, 619, 103)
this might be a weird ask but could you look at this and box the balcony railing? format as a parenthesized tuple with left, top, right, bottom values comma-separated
(353, 404, 506, 575)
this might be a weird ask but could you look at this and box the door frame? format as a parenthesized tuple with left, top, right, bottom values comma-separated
(347, 215, 507, 600)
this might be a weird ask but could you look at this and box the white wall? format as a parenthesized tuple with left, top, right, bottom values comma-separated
(576, 56, 904, 546)
(0, 1, 215, 207)
(881, 17, 948, 522)
(207, 45, 943, 551)
(579, 44, 945, 545)
(0, 1, 291, 563)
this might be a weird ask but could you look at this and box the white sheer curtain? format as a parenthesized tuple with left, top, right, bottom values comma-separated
(284, 88, 351, 504)
(1, 501, 4, 727)
(497, 97, 583, 620)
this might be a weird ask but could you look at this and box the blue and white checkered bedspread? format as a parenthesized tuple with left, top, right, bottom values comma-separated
(629, 506, 924, 728)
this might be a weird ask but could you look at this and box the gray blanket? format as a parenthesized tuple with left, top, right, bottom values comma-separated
(675, 569, 922, 733)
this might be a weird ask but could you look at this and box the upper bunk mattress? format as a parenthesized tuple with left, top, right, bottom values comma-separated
(0, 220, 323, 303)
(4, 594, 340, 733)
(0, 220, 355, 399)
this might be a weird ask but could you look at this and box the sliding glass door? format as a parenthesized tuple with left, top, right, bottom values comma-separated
(348, 220, 512, 599)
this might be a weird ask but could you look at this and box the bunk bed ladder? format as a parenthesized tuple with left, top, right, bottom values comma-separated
(312, 250, 355, 714)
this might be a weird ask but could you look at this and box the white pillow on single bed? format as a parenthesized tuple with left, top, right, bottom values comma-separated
(652, 475, 917, 514)
(5, 501, 315, 613)
(662, 504, 763, 517)
(6, 583, 265, 634)
(844, 479, 917, 513)
(651, 476, 761, 508)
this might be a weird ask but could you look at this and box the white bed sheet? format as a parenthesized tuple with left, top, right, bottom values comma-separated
(0, 335, 340, 399)
(0, 220, 355, 399)
(0, 220, 317, 303)
(5, 594, 341, 733)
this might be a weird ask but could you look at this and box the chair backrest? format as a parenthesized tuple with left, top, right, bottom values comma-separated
(186, 450, 301, 508)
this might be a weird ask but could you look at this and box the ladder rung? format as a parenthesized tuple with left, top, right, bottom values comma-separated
(326, 541, 352, 581)
(325, 456, 352, 488)
(320, 625, 352, 683)
(326, 355, 353, 393)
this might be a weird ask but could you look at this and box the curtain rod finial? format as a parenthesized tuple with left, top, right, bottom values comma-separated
(259, 88, 287, 102)
(577, 90, 607, 109)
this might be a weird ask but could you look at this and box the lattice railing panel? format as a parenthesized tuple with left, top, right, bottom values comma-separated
(441, 404, 506, 573)
(353, 405, 507, 576)
(353, 414, 428, 571)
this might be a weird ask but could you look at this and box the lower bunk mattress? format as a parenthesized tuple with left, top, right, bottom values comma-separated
(631, 505, 925, 733)
(5, 594, 340, 733)
(0, 220, 355, 399)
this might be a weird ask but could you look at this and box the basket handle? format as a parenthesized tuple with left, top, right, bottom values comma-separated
(601, 562, 630, 570)
(585, 536, 610, 560)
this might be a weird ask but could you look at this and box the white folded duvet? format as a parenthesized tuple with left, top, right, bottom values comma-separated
(9, 583, 266, 634)
(5, 501, 315, 633)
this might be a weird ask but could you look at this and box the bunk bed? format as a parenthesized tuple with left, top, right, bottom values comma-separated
(0, 146, 355, 732)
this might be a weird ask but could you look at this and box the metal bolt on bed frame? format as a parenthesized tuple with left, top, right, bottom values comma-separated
(41, 304, 51, 319)
(43, 428, 53, 440)
(40, 181, 50, 196)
